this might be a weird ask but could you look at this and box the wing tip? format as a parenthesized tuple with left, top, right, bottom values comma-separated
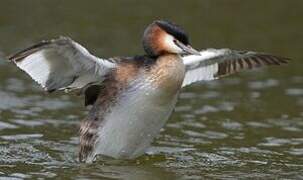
(7, 36, 73, 62)
(263, 54, 291, 65)
(7, 40, 51, 62)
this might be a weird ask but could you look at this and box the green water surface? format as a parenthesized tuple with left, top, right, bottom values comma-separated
(0, 0, 302, 179)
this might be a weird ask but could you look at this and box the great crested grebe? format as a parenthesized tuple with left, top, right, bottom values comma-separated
(8, 20, 289, 163)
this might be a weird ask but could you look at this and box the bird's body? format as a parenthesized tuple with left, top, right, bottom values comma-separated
(80, 54, 185, 161)
(8, 20, 289, 163)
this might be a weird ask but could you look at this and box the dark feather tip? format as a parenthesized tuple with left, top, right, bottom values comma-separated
(7, 40, 51, 62)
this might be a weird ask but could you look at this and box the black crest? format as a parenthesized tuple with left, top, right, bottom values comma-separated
(155, 20, 189, 45)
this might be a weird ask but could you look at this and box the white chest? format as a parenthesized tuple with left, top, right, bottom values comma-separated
(92, 80, 179, 159)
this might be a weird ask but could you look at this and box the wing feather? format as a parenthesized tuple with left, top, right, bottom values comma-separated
(8, 37, 115, 92)
(182, 49, 289, 87)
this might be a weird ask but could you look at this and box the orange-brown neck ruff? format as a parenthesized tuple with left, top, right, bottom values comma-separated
(143, 25, 170, 57)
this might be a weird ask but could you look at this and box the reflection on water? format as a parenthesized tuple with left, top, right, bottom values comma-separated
(0, 0, 303, 179)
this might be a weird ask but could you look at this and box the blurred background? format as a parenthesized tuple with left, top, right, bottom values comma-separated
(0, 0, 302, 179)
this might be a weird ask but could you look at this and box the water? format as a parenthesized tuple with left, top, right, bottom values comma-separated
(0, 0, 302, 179)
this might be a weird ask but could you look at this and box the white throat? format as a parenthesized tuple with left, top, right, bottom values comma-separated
(163, 34, 183, 54)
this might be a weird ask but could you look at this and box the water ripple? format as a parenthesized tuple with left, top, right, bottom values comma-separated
(0, 121, 18, 130)
(286, 88, 303, 96)
(248, 79, 279, 89)
(1, 134, 43, 141)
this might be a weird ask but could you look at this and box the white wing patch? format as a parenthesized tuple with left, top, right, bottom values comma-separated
(182, 48, 289, 87)
(16, 50, 52, 87)
(182, 63, 218, 86)
(183, 49, 226, 68)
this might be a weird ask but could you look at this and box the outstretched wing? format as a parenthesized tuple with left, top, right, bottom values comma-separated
(182, 48, 289, 87)
(8, 36, 115, 92)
